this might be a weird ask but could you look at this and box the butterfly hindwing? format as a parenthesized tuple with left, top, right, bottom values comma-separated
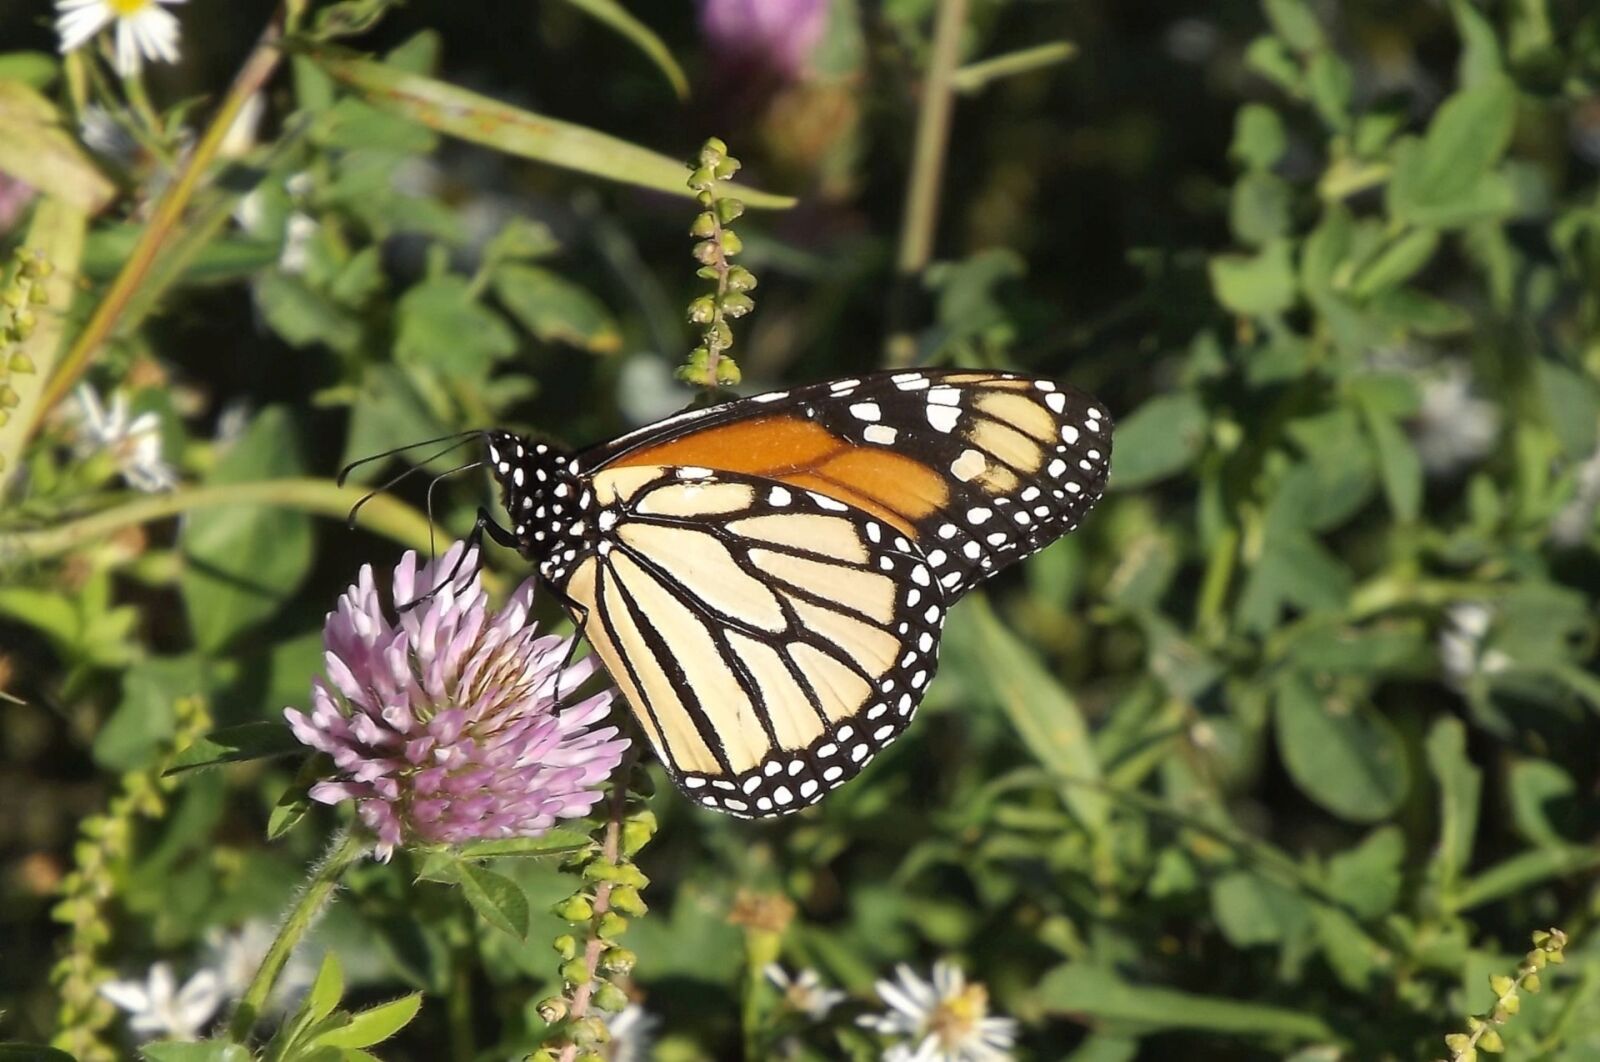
(584, 370, 1112, 601)
(553, 464, 947, 817)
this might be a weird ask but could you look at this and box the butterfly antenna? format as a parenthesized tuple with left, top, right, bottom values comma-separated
(344, 436, 479, 530)
(423, 459, 484, 564)
(335, 429, 484, 487)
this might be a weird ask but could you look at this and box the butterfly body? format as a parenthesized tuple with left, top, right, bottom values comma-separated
(479, 370, 1112, 817)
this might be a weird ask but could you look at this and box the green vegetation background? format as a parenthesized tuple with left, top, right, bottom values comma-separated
(2, 0, 1600, 1058)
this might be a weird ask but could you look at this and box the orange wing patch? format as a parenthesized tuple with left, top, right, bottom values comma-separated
(611, 414, 949, 537)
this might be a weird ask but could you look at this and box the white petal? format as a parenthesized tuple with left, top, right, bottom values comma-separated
(98, 978, 152, 1013)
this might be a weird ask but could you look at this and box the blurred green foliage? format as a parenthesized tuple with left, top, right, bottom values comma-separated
(1, 0, 1600, 1059)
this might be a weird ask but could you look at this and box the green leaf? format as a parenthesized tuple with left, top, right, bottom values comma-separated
(165, 721, 304, 775)
(1109, 391, 1208, 488)
(302, 45, 794, 209)
(1035, 964, 1336, 1041)
(255, 271, 364, 353)
(493, 264, 622, 354)
(1230, 172, 1292, 246)
(1447, 0, 1504, 86)
(0, 1046, 81, 1062)
(556, 0, 689, 98)
(94, 656, 209, 771)
(1508, 760, 1578, 848)
(339, 365, 452, 483)
(137, 1044, 252, 1062)
(1536, 359, 1600, 458)
(457, 861, 530, 940)
(1358, 403, 1423, 523)
(1452, 847, 1600, 912)
(1211, 871, 1311, 946)
(1274, 674, 1408, 822)
(1324, 826, 1404, 918)
(0, 52, 59, 87)
(1210, 240, 1297, 317)
(1230, 104, 1287, 170)
(964, 597, 1108, 841)
(1388, 76, 1519, 227)
(451, 827, 597, 861)
(1350, 228, 1440, 297)
(394, 274, 518, 375)
(312, 993, 423, 1048)
(308, 953, 346, 1022)
(181, 408, 315, 652)
(1306, 51, 1353, 131)
(1425, 718, 1482, 896)
(268, 756, 323, 841)
(0, 81, 115, 212)
(1264, 0, 1325, 52)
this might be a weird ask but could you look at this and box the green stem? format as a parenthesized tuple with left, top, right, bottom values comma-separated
(29, 5, 287, 434)
(884, 0, 969, 368)
(228, 830, 367, 1043)
(2, 479, 435, 562)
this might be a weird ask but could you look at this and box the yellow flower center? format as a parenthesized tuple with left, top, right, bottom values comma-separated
(108, 0, 155, 15)
(929, 983, 988, 1048)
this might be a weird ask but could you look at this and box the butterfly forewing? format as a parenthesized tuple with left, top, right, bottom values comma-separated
(552, 465, 945, 817)
(586, 370, 1112, 601)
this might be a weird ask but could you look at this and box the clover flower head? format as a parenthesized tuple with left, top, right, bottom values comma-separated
(699, 0, 829, 82)
(285, 543, 629, 861)
(859, 961, 1017, 1062)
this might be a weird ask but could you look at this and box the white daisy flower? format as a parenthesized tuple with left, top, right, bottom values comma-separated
(1439, 603, 1512, 687)
(202, 920, 316, 1009)
(56, 0, 186, 78)
(765, 963, 847, 1021)
(1412, 363, 1500, 477)
(74, 384, 178, 492)
(602, 1003, 659, 1062)
(99, 962, 223, 1041)
(859, 961, 1017, 1062)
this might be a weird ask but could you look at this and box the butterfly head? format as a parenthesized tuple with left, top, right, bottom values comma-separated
(484, 430, 587, 563)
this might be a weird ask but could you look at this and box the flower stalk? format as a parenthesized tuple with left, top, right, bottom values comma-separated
(226, 829, 368, 1043)
(534, 751, 655, 1062)
(1439, 928, 1568, 1062)
(679, 138, 755, 389)
(50, 695, 212, 1062)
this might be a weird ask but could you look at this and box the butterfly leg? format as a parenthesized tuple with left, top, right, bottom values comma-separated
(398, 507, 518, 611)
(537, 578, 593, 707)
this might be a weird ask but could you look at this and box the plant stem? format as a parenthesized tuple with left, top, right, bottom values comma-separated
(228, 830, 368, 1043)
(2, 478, 435, 561)
(557, 750, 637, 1062)
(29, 5, 287, 434)
(884, 0, 969, 368)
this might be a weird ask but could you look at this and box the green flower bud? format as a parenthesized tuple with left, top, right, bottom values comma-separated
(553, 934, 578, 961)
(609, 885, 647, 916)
(717, 230, 744, 256)
(575, 1052, 606, 1062)
(693, 240, 721, 265)
(592, 982, 629, 1014)
(571, 1016, 609, 1046)
(1479, 1028, 1504, 1052)
(726, 266, 758, 292)
(715, 359, 742, 386)
(29, 282, 48, 305)
(713, 158, 742, 180)
(687, 295, 717, 324)
(10, 351, 35, 374)
(0, 386, 18, 409)
(600, 946, 637, 975)
(715, 198, 745, 224)
(720, 292, 755, 318)
(1524, 972, 1541, 993)
(554, 895, 594, 922)
(560, 958, 591, 985)
(711, 319, 733, 350)
(702, 136, 729, 159)
(688, 165, 716, 190)
(597, 912, 628, 940)
(526, 1050, 560, 1062)
(535, 996, 568, 1023)
(621, 811, 657, 855)
(690, 212, 717, 238)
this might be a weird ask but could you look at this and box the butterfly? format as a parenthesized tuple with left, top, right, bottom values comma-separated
(359, 370, 1111, 818)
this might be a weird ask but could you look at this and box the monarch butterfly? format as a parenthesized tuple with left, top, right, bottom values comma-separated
(358, 370, 1111, 817)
